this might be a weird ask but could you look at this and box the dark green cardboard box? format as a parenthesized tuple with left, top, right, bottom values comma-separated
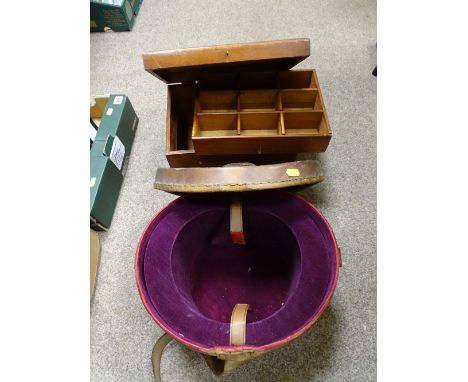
(90, 95, 138, 230)
(90, 0, 143, 32)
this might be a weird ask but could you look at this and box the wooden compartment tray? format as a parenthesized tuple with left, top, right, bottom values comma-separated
(143, 38, 332, 166)
(162, 84, 296, 168)
(191, 71, 330, 155)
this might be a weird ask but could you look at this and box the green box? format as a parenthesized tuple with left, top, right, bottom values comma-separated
(90, 0, 143, 32)
(132, 0, 143, 14)
(90, 157, 123, 231)
(90, 94, 138, 230)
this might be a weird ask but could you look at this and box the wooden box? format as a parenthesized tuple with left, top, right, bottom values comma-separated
(143, 39, 331, 167)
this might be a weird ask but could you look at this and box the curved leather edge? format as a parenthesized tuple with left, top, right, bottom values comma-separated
(154, 160, 324, 193)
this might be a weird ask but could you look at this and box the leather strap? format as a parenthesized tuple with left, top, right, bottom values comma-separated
(154, 160, 323, 193)
(230, 304, 250, 346)
(151, 333, 173, 382)
(151, 307, 253, 381)
(230, 196, 245, 244)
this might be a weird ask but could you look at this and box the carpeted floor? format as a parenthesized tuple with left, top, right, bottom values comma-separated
(90, 0, 376, 381)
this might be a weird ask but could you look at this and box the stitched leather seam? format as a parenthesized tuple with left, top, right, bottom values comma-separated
(154, 176, 323, 188)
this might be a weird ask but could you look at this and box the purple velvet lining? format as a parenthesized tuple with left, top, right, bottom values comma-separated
(136, 191, 338, 349)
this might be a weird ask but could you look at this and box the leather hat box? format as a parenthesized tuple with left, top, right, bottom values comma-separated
(143, 38, 332, 168)
(136, 39, 340, 381)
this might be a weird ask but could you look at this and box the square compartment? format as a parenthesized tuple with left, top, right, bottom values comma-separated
(198, 91, 237, 112)
(240, 112, 281, 136)
(196, 113, 238, 137)
(281, 89, 321, 110)
(279, 70, 316, 89)
(239, 90, 279, 111)
(283, 111, 323, 135)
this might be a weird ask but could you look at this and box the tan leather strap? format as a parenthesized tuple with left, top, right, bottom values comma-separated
(222, 353, 256, 374)
(154, 160, 323, 193)
(151, 333, 173, 382)
(230, 195, 245, 244)
(230, 304, 250, 346)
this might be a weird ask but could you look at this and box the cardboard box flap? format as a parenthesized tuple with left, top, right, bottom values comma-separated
(90, 229, 100, 300)
(153, 160, 323, 193)
(143, 38, 310, 84)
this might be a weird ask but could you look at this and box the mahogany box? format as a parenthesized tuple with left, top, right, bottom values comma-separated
(142, 38, 332, 168)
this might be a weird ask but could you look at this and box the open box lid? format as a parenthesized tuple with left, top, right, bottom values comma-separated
(153, 160, 323, 193)
(143, 38, 310, 84)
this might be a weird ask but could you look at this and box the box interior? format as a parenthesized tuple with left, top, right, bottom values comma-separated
(167, 70, 329, 155)
(192, 70, 328, 138)
(90, 96, 109, 127)
(136, 191, 338, 348)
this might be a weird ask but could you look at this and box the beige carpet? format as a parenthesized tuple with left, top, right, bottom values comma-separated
(91, 0, 376, 380)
